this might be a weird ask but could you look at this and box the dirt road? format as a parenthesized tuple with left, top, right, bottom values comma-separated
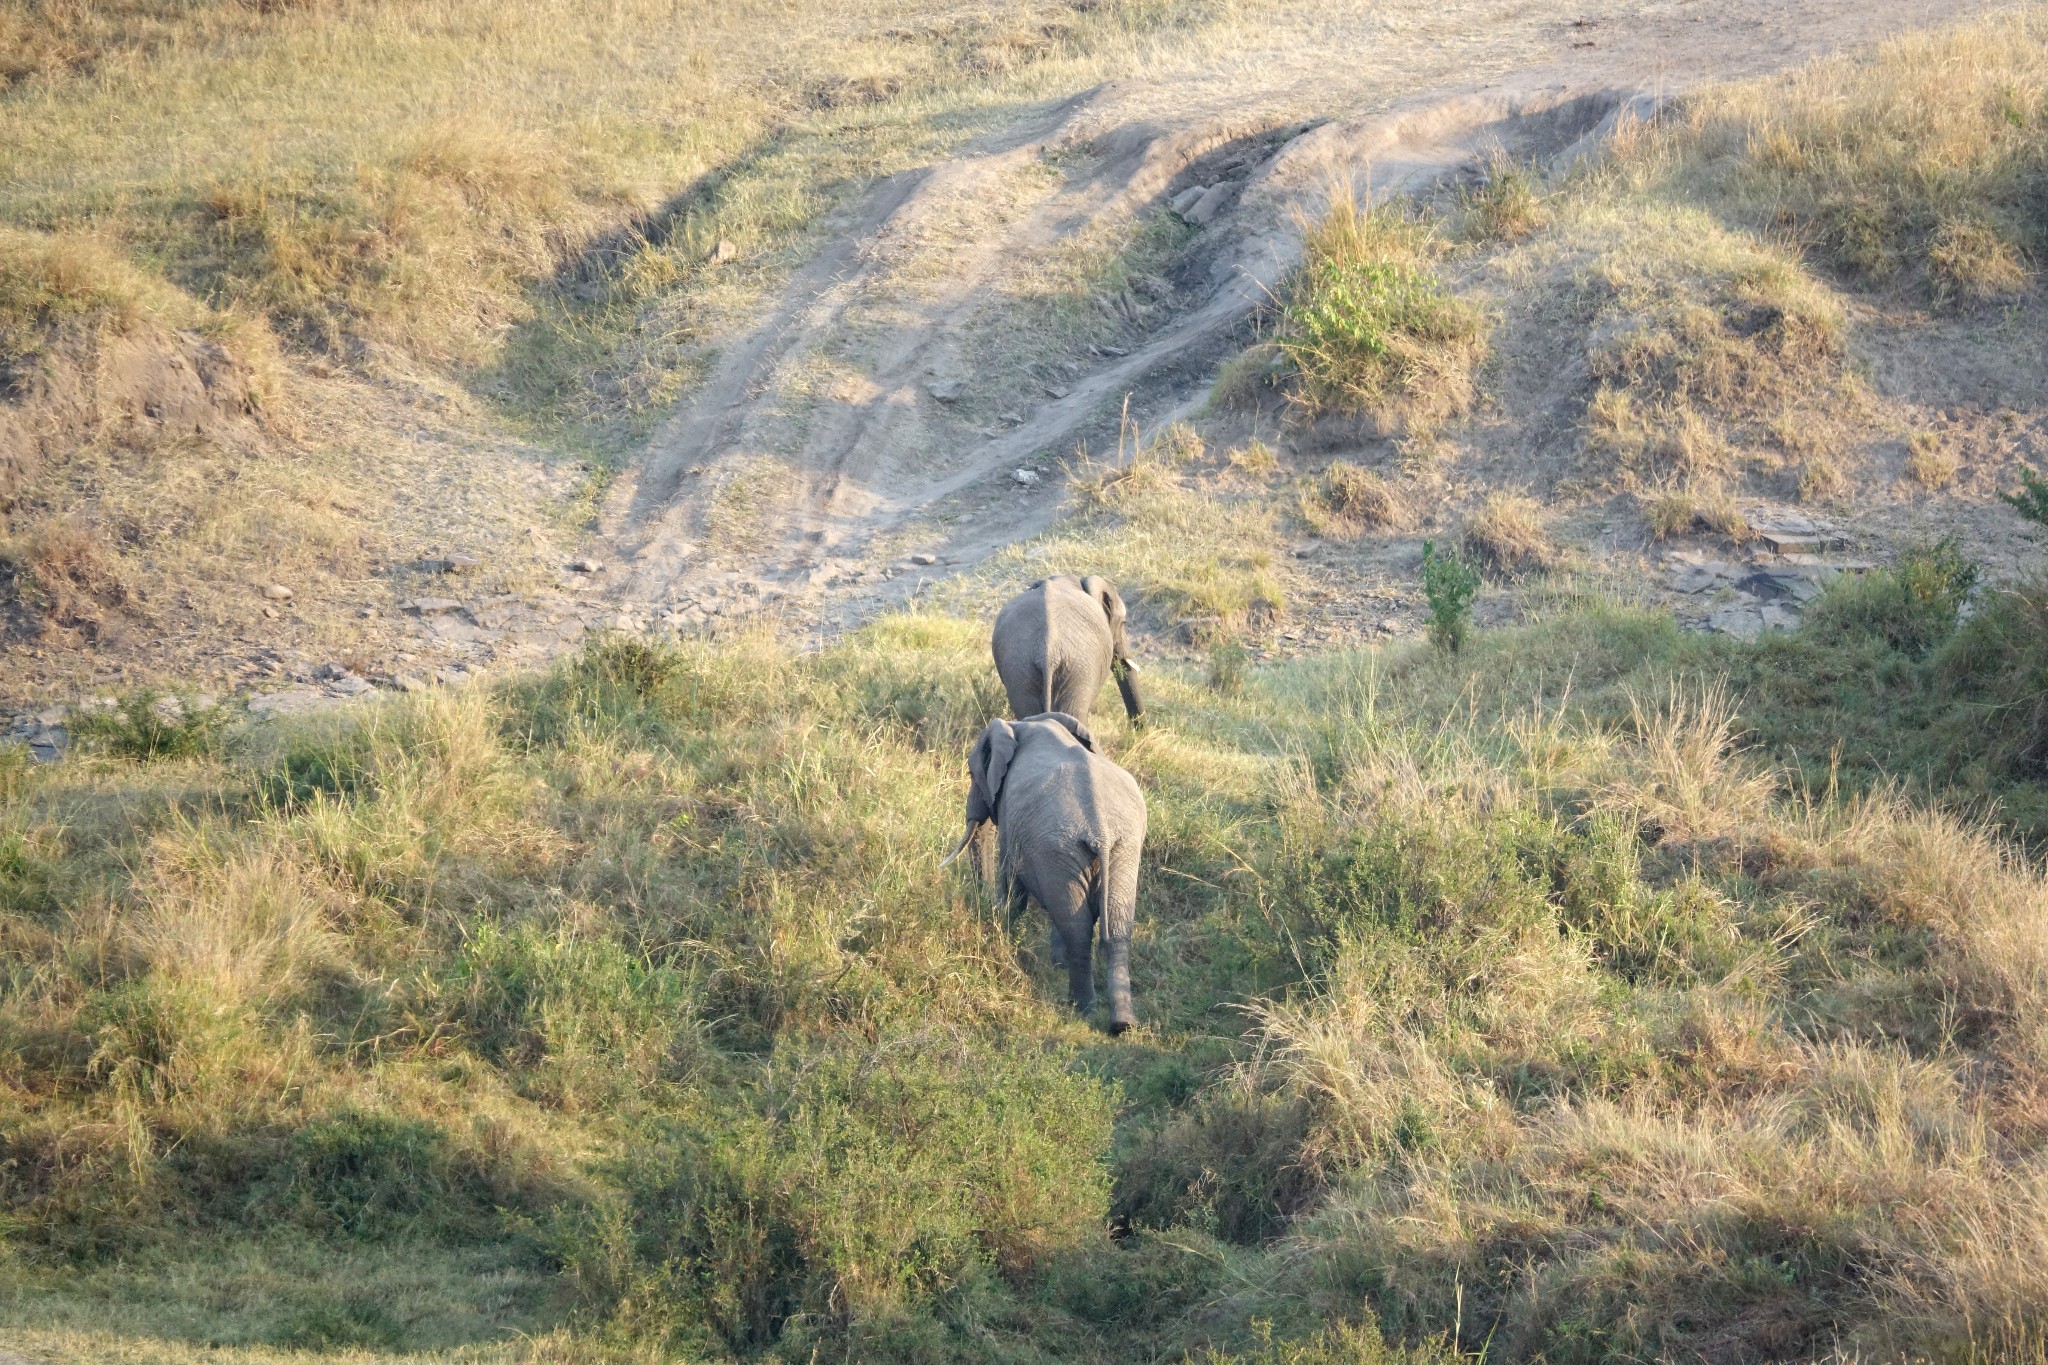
(597, 0, 2003, 635)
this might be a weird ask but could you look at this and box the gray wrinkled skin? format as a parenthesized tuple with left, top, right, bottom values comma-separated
(958, 713, 1147, 1034)
(991, 575, 1144, 726)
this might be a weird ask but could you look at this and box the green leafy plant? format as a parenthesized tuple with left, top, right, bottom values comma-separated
(70, 689, 228, 761)
(1421, 540, 1481, 652)
(2002, 467, 2048, 528)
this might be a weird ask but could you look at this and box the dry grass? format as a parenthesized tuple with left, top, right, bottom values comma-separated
(1461, 492, 1556, 580)
(1665, 7, 2048, 303)
(1642, 480, 1751, 541)
(1299, 461, 1409, 537)
(1906, 430, 1961, 489)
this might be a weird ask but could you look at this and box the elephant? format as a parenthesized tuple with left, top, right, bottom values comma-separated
(943, 712, 1147, 1034)
(991, 575, 1144, 728)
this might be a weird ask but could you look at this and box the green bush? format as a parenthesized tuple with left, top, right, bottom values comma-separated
(1420, 540, 1481, 652)
(1803, 537, 1978, 656)
(70, 688, 228, 760)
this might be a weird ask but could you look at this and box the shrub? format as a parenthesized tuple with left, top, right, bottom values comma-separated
(70, 688, 228, 761)
(1804, 538, 1979, 657)
(1275, 193, 1486, 425)
(1420, 540, 1480, 652)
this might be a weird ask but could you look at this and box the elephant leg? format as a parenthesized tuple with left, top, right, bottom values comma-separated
(1047, 923, 1066, 969)
(1037, 878, 1095, 1015)
(1101, 846, 1141, 1034)
(1003, 876, 1031, 933)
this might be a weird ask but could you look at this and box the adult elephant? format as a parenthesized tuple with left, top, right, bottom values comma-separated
(943, 712, 1147, 1034)
(991, 575, 1144, 728)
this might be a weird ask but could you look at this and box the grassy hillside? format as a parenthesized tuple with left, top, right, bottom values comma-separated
(8, 4, 2048, 1362)
(8, 552, 2048, 1361)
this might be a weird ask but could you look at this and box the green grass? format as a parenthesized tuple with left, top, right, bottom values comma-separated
(8, 564, 2048, 1360)
(1273, 193, 1487, 427)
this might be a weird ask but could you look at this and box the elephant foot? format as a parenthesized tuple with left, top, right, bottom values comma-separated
(1106, 1014, 1135, 1037)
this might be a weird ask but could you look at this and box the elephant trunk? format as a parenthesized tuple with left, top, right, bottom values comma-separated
(1113, 658, 1145, 726)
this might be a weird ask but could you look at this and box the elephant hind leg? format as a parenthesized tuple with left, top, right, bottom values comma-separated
(1100, 844, 1141, 1035)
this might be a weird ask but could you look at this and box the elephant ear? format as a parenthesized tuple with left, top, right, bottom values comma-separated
(967, 719, 1019, 823)
(1080, 575, 1129, 656)
(1036, 710, 1098, 753)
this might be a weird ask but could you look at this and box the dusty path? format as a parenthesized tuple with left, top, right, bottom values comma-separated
(596, 0, 2006, 638)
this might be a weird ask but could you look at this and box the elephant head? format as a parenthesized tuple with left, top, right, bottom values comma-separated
(940, 713, 1095, 866)
(1080, 575, 1145, 725)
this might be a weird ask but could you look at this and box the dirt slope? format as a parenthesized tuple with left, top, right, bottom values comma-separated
(597, 0, 2011, 637)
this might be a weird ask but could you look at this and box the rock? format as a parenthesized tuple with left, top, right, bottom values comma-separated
(1291, 545, 1315, 559)
(436, 667, 474, 688)
(569, 557, 604, 574)
(35, 708, 64, 727)
(1184, 180, 1240, 226)
(928, 379, 965, 402)
(1046, 384, 1071, 399)
(1013, 469, 1040, 487)
(1169, 185, 1208, 215)
(710, 238, 739, 265)
(400, 597, 465, 616)
(314, 662, 349, 680)
(1099, 344, 1128, 357)
(909, 552, 938, 566)
(999, 411, 1024, 424)
(262, 584, 293, 602)
(1378, 618, 1402, 634)
(247, 687, 331, 717)
(328, 674, 374, 698)
(359, 607, 380, 619)
(387, 673, 431, 693)
(444, 553, 481, 574)
(262, 605, 280, 620)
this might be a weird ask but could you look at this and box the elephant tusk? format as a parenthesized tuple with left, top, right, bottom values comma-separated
(938, 826, 978, 868)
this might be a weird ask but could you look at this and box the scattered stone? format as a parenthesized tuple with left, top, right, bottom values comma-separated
(400, 597, 466, 616)
(262, 606, 280, 620)
(359, 607, 380, 619)
(328, 674, 375, 698)
(387, 673, 432, 693)
(999, 411, 1024, 424)
(710, 238, 739, 265)
(262, 584, 294, 602)
(1291, 545, 1316, 559)
(1378, 618, 1402, 634)
(314, 662, 350, 681)
(1013, 469, 1040, 487)
(1046, 384, 1071, 399)
(1184, 180, 1240, 226)
(443, 553, 481, 574)
(569, 557, 605, 573)
(928, 379, 965, 402)
(909, 552, 938, 566)
(1169, 184, 1208, 216)
(1099, 345, 1127, 357)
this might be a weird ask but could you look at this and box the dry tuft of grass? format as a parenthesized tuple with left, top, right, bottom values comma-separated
(1906, 430, 1961, 489)
(1643, 481, 1751, 541)
(1275, 191, 1487, 431)
(1462, 492, 1556, 580)
(1458, 149, 1547, 243)
(1300, 460, 1409, 537)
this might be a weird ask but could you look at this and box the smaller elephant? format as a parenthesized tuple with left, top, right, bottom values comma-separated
(991, 575, 1144, 728)
(943, 712, 1147, 1033)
